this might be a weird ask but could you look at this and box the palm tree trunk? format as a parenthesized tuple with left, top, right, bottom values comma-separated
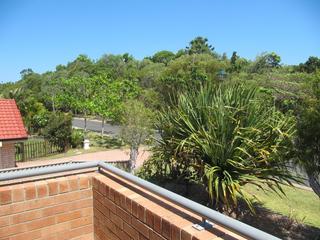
(307, 170, 320, 198)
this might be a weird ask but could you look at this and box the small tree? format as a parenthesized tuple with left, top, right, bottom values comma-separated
(42, 112, 72, 152)
(120, 100, 154, 172)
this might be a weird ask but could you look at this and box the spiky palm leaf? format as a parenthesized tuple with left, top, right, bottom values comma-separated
(148, 84, 296, 212)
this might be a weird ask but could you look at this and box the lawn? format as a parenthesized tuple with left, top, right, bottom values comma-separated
(244, 184, 320, 228)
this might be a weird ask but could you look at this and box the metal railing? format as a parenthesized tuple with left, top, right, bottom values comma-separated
(0, 161, 280, 240)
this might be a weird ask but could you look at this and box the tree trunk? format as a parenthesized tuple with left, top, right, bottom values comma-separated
(129, 147, 138, 173)
(101, 118, 105, 137)
(52, 96, 55, 113)
(307, 170, 320, 198)
(84, 113, 87, 138)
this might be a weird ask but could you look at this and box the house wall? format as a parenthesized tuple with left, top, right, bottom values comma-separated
(0, 142, 16, 169)
(0, 173, 94, 240)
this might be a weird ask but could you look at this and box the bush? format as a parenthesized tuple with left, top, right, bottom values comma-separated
(42, 112, 72, 152)
(140, 84, 297, 213)
(71, 129, 84, 148)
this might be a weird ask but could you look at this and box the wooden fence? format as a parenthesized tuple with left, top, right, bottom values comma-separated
(15, 140, 61, 162)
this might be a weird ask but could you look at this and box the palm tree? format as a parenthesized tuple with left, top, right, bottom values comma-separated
(146, 84, 297, 212)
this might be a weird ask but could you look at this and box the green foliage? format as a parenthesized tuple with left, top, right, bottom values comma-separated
(295, 71, 320, 197)
(159, 53, 227, 100)
(151, 51, 175, 65)
(120, 100, 154, 171)
(296, 56, 320, 73)
(71, 129, 84, 148)
(42, 112, 72, 152)
(140, 84, 297, 212)
(186, 36, 215, 55)
(250, 52, 281, 73)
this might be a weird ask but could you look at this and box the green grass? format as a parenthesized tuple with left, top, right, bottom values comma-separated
(244, 184, 320, 228)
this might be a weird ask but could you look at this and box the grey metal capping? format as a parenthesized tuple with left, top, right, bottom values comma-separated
(0, 161, 280, 240)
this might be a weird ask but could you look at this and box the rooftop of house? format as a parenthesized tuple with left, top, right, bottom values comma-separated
(0, 161, 279, 240)
(0, 99, 27, 141)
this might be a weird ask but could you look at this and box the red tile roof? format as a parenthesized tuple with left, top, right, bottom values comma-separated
(0, 99, 28, 141)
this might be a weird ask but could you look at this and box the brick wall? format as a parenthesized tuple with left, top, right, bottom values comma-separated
(0, 173, 94, 240)
(0, 142, 16, 169)
(92, 174, 244, 240)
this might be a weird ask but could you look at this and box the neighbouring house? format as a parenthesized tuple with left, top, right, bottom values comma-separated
(0, 99, 27, 169)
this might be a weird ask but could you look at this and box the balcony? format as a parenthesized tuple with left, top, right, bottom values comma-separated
(0, 161, 278, 240)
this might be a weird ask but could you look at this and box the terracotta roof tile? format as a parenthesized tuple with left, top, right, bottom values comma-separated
(0, 99, 28, 140)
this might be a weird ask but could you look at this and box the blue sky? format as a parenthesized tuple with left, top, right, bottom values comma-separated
(0, 0, 319, 83)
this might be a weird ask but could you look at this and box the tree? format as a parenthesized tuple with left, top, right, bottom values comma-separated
(42, 112, 72, 152)
(120, 100, 154, 172)
(250, 52, 281, 73)
(230, 51, 239, 65)
(93, 76, 140, 136)
(295, 71, 320, 197)
(298, 56, 320, 73)
(186, 36, 215, 55)
(151, 51, 175, 65)
(58, 76, 96, 136)
(141, 84, 296, 212)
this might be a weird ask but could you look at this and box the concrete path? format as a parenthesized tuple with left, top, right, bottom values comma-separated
(17, 148, 151, 168)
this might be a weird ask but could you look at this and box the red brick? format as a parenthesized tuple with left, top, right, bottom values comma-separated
(70, 216, 92, 229)
(58, 179, 69, 193)
(47, 179, 59, 196)
(114, 191, 121, 205)
(116, 206, 131, 224)
(138, 204, 145, 222)
(116, 226, 131, 240)
(24, 183, 36, 200)
(56, 209, 82, 223)
(67, 175, 79, 191)
(0, 186, 12, 204)
(150, 231, 167, 240)
(0, 216, 9, 227)
(125, 196, 132, 213)
(154, 214, 162, 234)
(11, 209, 42, 224)
(109, 210, 123, 228)
(8, 229, 41, 240)
(27, 216, 55, 231)
(181, 229, 192, 240)
(132, 201, 139, 219)
(12, 185, 24, 202)
(131, 217, 149, 238)
(123, 222, 139, 240)
(146, 209, 154, 228)
(171, 224, 181, 240)
(98, 180, 106, 196)
(162, 218, 171, 239)
(109, 188, 115, 201)
(36, 181, 48, 198)
(79, 175, 89, 189)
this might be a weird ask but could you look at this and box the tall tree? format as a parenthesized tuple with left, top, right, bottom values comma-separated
(186, 36, 215, 55)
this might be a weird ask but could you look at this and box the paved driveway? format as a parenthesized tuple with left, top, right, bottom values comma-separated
(17, 148, 151, 168)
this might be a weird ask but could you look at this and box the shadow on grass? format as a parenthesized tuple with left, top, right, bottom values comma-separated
(152, 180, 320, 240)
(237, 201, 320, 240)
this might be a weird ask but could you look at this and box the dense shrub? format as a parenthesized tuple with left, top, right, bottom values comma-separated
(42, 112, 72, 152)
(71, 129, 84, 148)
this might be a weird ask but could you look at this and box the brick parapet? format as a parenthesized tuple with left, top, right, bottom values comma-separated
(0, 173, 96, 240)
(93, 173, 245, 240)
